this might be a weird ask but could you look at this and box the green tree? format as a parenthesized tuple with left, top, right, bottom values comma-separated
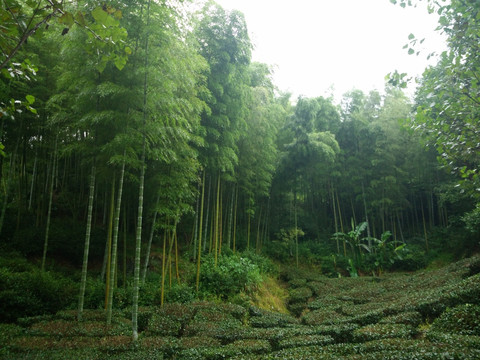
(397, 0, 480, 230)
(193, 1, 252, 262)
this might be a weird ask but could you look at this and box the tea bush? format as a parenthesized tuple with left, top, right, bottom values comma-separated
(430, 303, 480, 336)
(0, 268, 76, 322)
(353, 323, 416, 341)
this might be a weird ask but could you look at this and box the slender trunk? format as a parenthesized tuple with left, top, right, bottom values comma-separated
(192, 180, 201, 261)
(41, 137, 57, 271)
(77, 165, 96, 321)
(420, 197, 429, 252)
(226, 185, 234, 250)
(0, 151, 17, 236)
(429, 190, 434, 228)
(233, 184, 238, 253)
(256, 206, 262, 253)
(166, 226, 175, 288)
(196, 171, 205, 292)
(397, 212, 405, 243)
(107, 158, 125, 326)
(160, 227, 167, 306)
(104, 176, 115, 309)
(381, 183, 386, 233)
(123, 203, 127, 289)
(174, 225, 180, 283)
(203, 175, 211, 252)
(214, 174, 220, 266)
(247, 211, 251, 251)
(132, 0, 150, 342)
(218, 185, 223, 255)
(28, 152, 37, 211)
(132, 140, 146, 339)
(331, 184, 339, 253)
(335, 189, 346, 256)
(262, 197, 270, 245)
(362, 182, 371, 247)
(295, 191, 298, 268)
(350, 198, 357, 227)
(141, 193, 160, 285)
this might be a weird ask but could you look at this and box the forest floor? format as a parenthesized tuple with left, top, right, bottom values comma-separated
(1, 255, 480, 359)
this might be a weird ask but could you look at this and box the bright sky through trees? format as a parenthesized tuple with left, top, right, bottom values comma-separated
(215, 0, 447, 100)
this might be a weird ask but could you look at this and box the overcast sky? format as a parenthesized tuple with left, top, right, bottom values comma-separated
(214, 0, 447, 101)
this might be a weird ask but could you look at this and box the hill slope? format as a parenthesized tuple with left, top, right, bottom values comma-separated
(1, 256, 480, 359)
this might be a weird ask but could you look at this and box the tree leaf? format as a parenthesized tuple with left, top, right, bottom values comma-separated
(58, 12, 74, 27)
(25, 95, 35, 104)
(91, 7, 108, 24)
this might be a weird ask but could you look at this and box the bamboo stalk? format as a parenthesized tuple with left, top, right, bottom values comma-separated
(196, 171, 205, 292)
(41, 137, 57, 271)
(77, 165, 96, 321)
(107, 157, 126, 326)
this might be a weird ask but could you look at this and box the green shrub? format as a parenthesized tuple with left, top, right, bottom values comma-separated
(389, 244, 428, 271)
(353, 323, 417, 342)
(379, 311, 423, 327)
(311, 323, 359, 342)
(242, 250, 277, 275)
(225, 339, 271, 355)
(145, 303, 195, 336)
(164, 283, 195, 304)
(197, 254, 261, 299)
(301, 308, 346, 326)
(0, 252, 36, 272)
(287, 302, 307, 317)
(426, 331, 480, 348)
(288, 278, 307, 288)
(249, 309, 299, 328)
(277, 334, 334, 349)
(0, 268, 76, 322)
(288, 287, 312, 304)
(430, 303, 480, 336)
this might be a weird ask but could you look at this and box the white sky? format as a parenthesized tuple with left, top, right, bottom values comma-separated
(215, 0, 447, 101)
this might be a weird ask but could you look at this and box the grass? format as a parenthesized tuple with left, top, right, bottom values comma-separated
(1, 254, 480, 359)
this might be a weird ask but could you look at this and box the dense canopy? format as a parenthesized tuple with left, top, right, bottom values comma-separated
(0, 0, 479, 342)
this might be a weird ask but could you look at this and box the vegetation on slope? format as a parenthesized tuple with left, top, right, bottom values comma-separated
(1, 255, 479, 359)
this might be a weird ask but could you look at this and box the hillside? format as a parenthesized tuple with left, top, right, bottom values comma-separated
(1, 255, 479, 360)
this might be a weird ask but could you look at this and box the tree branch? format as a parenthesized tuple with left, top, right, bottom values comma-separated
(0, 10, 59, 71)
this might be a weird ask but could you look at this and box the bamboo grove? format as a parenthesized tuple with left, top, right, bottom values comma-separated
(1, 0, 479, 339)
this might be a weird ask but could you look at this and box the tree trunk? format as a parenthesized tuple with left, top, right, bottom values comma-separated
(160, 227, 167, 306)
(420, 197, 429, 252)
(233, 184, 238, 253)
(295, 191, 299, 268)
(107, 158, 125, 326)
(28, 151, 37, 211)
(77, 165, 96, 321)
(41, 137, 57, 271)
(361, 182, 371, 247)
(226, 185, 234, 250)
(331, 184, 339, 253)
(141, 193, 160, 285)
(132, 0, 150, 341)
(196, 171, 205, 292)
(203, 175, 211, 252)
(104, 176, 115, 309)
(214, 174, 220, 266)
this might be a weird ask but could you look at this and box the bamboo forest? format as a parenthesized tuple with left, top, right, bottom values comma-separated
(1, 0, 479, 358)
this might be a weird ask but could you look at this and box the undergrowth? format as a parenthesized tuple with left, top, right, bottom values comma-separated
(1, 254, 480, 359)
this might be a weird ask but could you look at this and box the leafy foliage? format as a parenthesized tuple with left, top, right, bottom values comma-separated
(197, 253, 261, 299)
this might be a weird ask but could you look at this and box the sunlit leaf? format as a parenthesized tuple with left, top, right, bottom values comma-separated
(25, 95, 35, 104)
